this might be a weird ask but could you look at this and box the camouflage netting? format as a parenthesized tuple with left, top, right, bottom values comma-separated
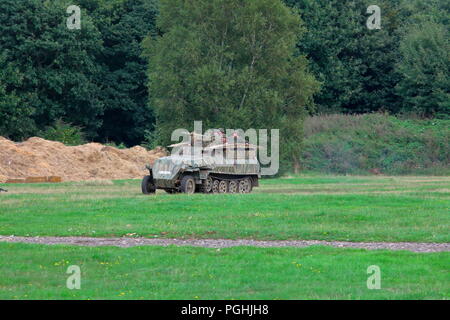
(0, 137, 166, 182)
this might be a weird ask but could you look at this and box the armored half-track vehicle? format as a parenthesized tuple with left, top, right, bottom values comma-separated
(141, 131, 260, 194)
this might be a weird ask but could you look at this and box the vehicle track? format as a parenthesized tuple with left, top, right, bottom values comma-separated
(0, 236, 449, 253)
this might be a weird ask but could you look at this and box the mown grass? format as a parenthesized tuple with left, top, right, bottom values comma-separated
(0, 176, 449, 242)
(0, 243, 448, 300)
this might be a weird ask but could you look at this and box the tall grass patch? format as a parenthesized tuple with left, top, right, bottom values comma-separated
(301, 114, 449, 175)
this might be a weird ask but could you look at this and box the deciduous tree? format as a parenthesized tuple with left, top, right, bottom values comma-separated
(146, 0, 319, 171)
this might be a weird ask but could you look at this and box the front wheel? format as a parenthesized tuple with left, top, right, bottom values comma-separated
(141, 175, 156, 194)
(180, 175, 196, 194)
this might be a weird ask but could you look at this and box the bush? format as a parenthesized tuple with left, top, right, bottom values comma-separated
(301, 114, 449, 175)
(40, 119, 86, 146)
(104, 142, 127, 149)
(141, 129, 159, 150)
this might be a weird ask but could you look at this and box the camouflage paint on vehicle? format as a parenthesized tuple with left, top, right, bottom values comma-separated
(142, 131, 261, 194)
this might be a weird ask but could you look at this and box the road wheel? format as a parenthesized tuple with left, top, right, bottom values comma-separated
(218, 180, 228, 193)
(243, 178, 253, 193)
(180, 175, 196, 194)
(238, 178, 252, 193)
(141, 175, 156, 194)
(212, 179, 220, 193)
(202, 177, 213, 193)
(228, 180, 238, 193)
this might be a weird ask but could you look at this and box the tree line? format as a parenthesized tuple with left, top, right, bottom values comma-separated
(0, 0, 448, 156)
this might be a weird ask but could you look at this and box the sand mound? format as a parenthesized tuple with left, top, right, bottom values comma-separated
(0, 137, 166, 182)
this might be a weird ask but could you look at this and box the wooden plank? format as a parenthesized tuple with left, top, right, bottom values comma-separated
(47, 176, 62, 183)
(6, 176, 63, 184)
(5, 178, 26, 184)
(25, 177, 48, 183)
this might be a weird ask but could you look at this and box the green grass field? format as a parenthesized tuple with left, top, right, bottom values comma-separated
(0, 243, 449, 300)
(0, 176, 449, 242)
(0, 175, 449, 300)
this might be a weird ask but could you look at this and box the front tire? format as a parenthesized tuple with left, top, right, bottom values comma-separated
(180, 175, 196, 194)
(141, 175, 156, 194)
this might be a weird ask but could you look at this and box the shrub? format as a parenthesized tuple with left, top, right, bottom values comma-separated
(40, 119, 86, 146)
(104, 142, 127, 149)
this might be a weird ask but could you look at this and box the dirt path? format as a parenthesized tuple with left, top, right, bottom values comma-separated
(0, 236, 449, 253)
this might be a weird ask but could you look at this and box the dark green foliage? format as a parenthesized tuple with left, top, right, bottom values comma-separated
(0, 0, 158, 145)
(393, 0, 449, 118)
(285, 0, 449, 118)
(88, 0, 159, 145)
(301, 114, 450, 175)
(395, 22, 449, 118)
(285, 0, 403, 114)
(141, 129, 157, 150)
(40, 119, 86, 146)
(0, 0, 448, 164)
(0, 0, 104, 140)
(399, 0, 449, 26)
(0, 54, 35, 139)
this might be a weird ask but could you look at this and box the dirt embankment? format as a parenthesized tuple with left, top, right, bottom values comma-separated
(0, 137, 166, 182)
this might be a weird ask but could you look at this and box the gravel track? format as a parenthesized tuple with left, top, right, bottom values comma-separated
(0, 236, 449, 253)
